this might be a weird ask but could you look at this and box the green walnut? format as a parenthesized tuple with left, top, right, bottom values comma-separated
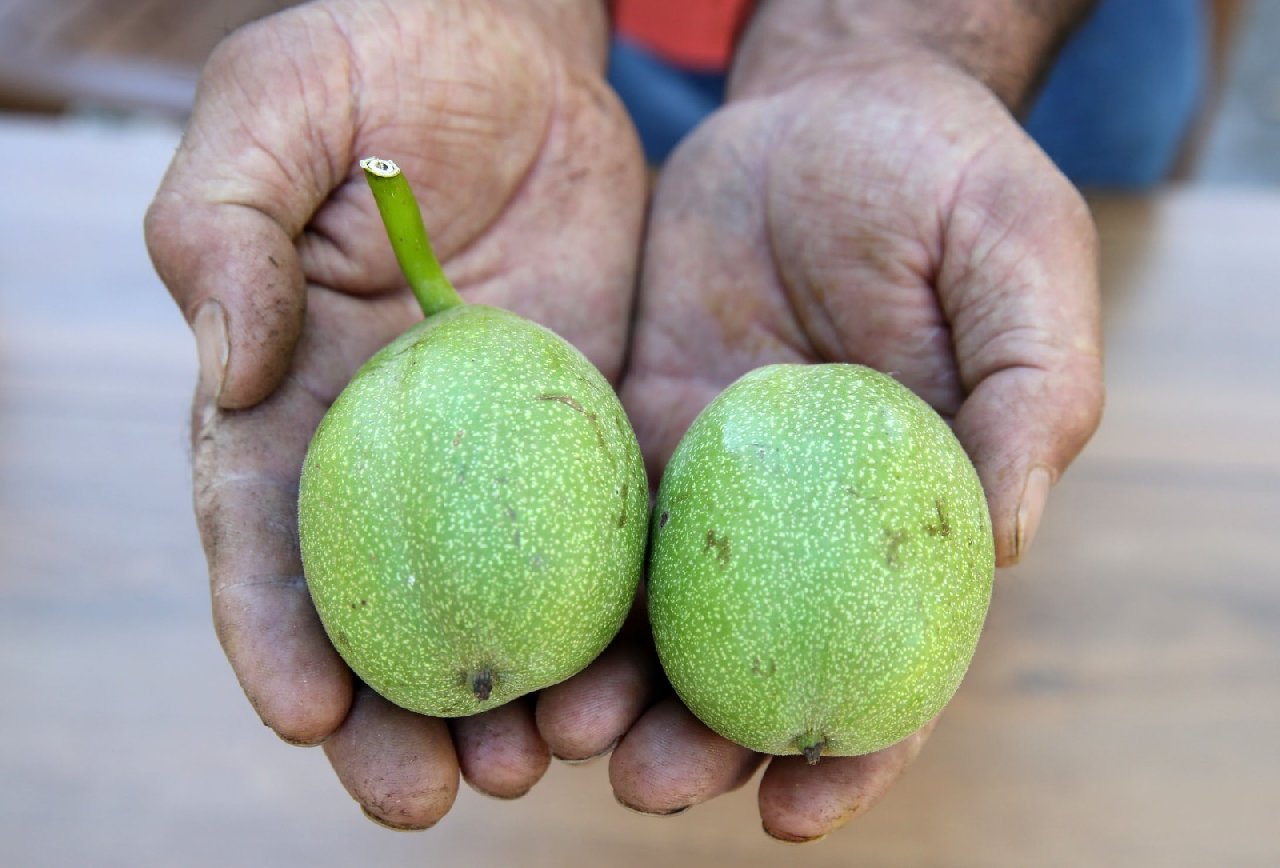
(648, 364, 994, 761)
(298, 158, 646, 717)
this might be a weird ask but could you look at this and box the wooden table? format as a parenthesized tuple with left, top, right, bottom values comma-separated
(1, 115, 1277, 867)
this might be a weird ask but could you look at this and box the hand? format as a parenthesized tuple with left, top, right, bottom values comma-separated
(613, 54, 1104, 840)
(145, 0, 646, 829)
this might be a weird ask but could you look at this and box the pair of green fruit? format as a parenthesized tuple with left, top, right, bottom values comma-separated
(298, 159, 995, 762)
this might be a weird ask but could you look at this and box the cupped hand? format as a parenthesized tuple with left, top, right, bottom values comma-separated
(610, 56, 1104, 840)
(145, 0, 647, 829)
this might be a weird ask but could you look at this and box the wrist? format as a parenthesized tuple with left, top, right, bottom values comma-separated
(728, 0, 1097, 111)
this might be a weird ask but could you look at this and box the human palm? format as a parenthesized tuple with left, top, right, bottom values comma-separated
(146, 0, 646, 828)
(614, 61, 1103, 839)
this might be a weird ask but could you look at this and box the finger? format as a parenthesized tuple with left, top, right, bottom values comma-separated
(757, 719, 936, 843)
(449, 699, 551, 800)
(940, 148, 1104, 566)
(535, 631, 660, 763)
(193, 351, 351, 745)
(324, 685, 460, 830)
(144, 14, 352, 410)
(146, 197, 307, 411)
(955, 363, 1103, 566)
(609, 697, 764, 815)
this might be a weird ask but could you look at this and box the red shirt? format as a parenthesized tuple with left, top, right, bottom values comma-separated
(613, 0, 758, 70)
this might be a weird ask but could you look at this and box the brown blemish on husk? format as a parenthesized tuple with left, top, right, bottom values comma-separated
(617, 481, 629, 528)
(704, 529, 731, 567)
(925, 497, 951, 538)
(537, 393, 607, 453)
(885, 528, 909, 566)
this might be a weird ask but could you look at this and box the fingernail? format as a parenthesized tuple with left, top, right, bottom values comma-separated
(1015, 466, 1054, 561)
(762, 822, 827, 844)
(194, 300, 229, 403)
(277, 732, 326, 748)
(614, 794, 691, 817)
(553, 736, 620, 765)
(467, 782, 535, 801)
(360, 806, 431, 832)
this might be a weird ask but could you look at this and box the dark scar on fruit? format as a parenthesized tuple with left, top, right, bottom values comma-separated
(925, 498, 951, 538)
(659, 510, 669, 528)
(705, 529, 731, 566)
(751, 656, 776, 677)
(537, 393, 585, 413)
(537, 393, 608, 452)
(885, 528, 909, 567)
(616, 481, 629, 528)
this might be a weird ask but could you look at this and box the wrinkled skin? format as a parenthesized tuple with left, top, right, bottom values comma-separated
(614, 56, 1102, 839)
(146, 0, 646, 829)
(146, 0, 1102, 842)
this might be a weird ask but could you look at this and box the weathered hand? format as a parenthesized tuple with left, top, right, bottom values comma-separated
(611, 55, 1103, 840)
(144, 0, 646, 829)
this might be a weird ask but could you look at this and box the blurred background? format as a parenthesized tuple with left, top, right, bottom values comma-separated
(3, 0, 1280, 178)
(1, 1, 1278, 866)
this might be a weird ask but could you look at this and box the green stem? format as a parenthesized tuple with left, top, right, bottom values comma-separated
(360, 157, 464, 317)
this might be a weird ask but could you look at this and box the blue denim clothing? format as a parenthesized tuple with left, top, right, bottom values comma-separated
(607, 0, 1206, 189)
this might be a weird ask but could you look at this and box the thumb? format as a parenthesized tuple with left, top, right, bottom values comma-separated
(954, 363, 1103, 567)
(144, 13, 347, 409)
(943, 144, 1104, 567)
(146, 194, 305, 409)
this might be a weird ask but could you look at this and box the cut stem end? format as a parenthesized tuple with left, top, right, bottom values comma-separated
(359, 156, 399, 178)
(360, 156, 464, 318)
